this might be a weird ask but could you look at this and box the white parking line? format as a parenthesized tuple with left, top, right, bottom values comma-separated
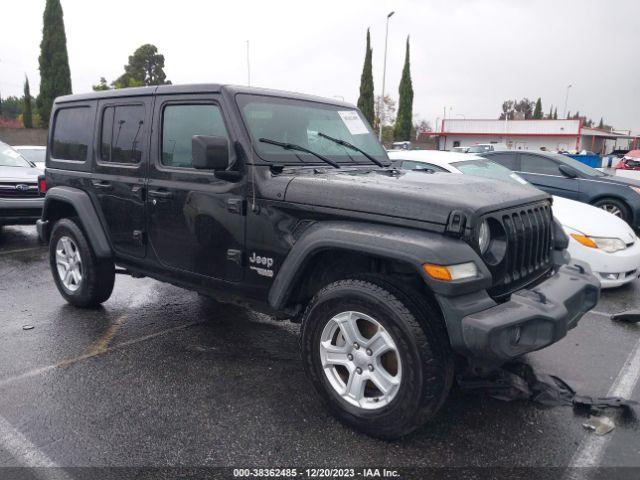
(0, 415, 74, 480)
(0, 246, 44, 256)
(566, 336, 640, 477)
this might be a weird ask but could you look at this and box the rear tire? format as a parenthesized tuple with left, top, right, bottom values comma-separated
(49, 218, 115, 308)
(592, 198, 631, 224)
(299, 276, 454, 439)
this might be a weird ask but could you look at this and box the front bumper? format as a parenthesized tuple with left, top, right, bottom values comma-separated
(0, 197, 44, 225)
(438, 261, 600, 364)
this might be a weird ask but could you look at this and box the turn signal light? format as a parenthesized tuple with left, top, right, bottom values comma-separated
(570, 234, 597, 249)
(423, 262, 478, 281)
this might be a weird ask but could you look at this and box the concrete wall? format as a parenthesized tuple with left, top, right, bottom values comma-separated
(0, 128, 48, 146)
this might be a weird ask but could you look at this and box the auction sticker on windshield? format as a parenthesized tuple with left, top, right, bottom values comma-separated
(338, 110, 369, 135)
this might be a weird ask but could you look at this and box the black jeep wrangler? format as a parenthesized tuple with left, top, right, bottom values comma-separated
(38, 84, 599, 438)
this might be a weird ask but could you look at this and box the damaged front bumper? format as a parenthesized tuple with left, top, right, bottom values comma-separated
(437, 261, 600, 365)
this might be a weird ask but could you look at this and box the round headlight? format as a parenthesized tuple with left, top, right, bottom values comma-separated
(478, 220, 490, 254)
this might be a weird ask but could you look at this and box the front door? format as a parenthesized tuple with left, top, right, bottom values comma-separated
(518, 153, 581, 200)
(90, 99, 151, 258)
(146, 95, 245, 282)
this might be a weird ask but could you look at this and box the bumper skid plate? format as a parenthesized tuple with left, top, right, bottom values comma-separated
(461, 262, 600, 361)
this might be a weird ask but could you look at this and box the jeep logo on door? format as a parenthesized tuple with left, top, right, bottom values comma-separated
(15, 184, 30, 192)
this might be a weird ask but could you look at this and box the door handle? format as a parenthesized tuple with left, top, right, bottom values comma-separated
(91, 180, 112, 189)
(148, 189, 173, 199)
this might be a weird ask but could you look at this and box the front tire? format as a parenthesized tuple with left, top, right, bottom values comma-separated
(299, 277, 454, 439)
(592, 198, 631, 223)
(49, 218, 115, 308)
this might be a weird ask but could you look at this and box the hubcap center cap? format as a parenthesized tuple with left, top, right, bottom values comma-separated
(352, 350, 370, 369)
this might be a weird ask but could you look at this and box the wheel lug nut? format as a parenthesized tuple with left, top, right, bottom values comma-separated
(368, 364, 374, 371)
(366, 349, 372, 356)
(347, 354, 353, 361)
(353, 343, 360, 350)
(356, 367, 362, 374)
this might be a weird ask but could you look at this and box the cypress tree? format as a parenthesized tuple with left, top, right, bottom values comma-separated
(598, 118, 604, 129)
(356, 29, 375, 126)
(37, 0, 72, 127)
(0, 91, 3, 117)
(533, 98, 543, 119)
(393, 37, 414, 142)
(553, 107, 558, 120)
(23, 76, 33, 129)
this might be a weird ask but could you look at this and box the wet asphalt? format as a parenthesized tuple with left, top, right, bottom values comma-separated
(0, 225, 639, 474)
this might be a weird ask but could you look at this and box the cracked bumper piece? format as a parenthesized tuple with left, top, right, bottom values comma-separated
(461, 262, 600, 362)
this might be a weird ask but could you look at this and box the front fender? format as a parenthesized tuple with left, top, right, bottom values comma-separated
(268, 221, 492, 310)
(41, 186, 112, 258)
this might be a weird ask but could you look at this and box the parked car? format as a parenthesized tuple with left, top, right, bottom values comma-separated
(466, 143, 507, 154)
(389, 150, 640, 288)
(13, 145, 46, 167)
(615, 150, 640, 171)
(0, 141, 44, 226)
(479, 150, 640, 228)
(37, 85, 598, 439)
(390, 141, 411, 150)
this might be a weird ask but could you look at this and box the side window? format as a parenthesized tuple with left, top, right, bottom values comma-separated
(488, 153, 518, 170)
(100, 104, 146, 164)
(520, 154, 561, 175)
(161, 104, 229, 168)
(51, 107, 92, 161)
(401, 160, 446, 172)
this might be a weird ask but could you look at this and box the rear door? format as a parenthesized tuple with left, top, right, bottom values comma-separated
(518, 153, 581, 199)
(146, 94, 245, 282)
(90, 99, 150, 258)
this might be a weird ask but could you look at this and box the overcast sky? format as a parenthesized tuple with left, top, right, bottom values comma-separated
(1, 0, 639, 132)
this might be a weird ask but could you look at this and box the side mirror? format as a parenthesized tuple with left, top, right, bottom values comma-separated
(192, 135, 229, 171)
(558, 164, 579, 178)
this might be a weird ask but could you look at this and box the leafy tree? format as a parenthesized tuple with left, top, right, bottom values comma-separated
(374, 95, 396, 128)
(92, 77, 111, 91)
(113, 44, 171, 88)
(393, 37, 414, 141)
(23, 77, 33, 129)
(499, 98, 535, 120)
(533, 98, 543, 119)
(37, 0, 72, 127)
(0, 96, 23, 119)
(357, 29, 375, 127)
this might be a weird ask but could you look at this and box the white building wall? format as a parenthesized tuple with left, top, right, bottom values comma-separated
(441, 119, 581, 136)
(440, 135, 578, 152)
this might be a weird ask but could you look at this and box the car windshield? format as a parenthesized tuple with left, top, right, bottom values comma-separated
(452, 159, 529, 186)
(550, 153, 606, 177)
(237, 94, 387, 165)
(0, 143, 31, 167)
(466, 145, 491, 153)
(16, 148, 45, 164)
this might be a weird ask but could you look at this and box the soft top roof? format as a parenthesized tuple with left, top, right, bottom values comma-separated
(54, 84, 355, 109)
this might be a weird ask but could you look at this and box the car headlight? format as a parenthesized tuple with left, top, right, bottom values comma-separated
(477, 220, 490, 254)
(570, 234, 627, 253)
(629, 186, 640, 195)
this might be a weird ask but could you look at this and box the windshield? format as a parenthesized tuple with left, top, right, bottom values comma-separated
(466, 145, 491, 153)
(452, 159, 529, 186)
(550, 153, 606, 177)
(0, 143, 32, 168)
(237, 94, 387, 165)
(16, 148, 45, 164)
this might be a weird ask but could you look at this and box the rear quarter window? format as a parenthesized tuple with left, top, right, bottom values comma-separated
(51, 106, 93, 161)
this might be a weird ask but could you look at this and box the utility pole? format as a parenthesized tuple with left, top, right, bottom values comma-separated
(563, 84, 572, 119)
(378, 10, 395, 141)
(246, 40, 251, 87)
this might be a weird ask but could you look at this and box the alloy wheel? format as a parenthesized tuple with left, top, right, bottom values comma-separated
(55, 236, 83, 292)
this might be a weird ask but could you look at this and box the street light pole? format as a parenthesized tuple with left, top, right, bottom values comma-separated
(378, 11, 395, 141)
(246, 40, 251, 87)
(563, 84, 572, 119)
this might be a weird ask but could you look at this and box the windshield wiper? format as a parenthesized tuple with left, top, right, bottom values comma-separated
(259, 138, 340, 169)
(317, 132, 386, 168)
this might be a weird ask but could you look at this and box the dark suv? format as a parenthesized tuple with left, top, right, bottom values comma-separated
(38, 84, 599, 438)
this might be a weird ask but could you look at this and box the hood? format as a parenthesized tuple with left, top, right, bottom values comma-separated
(0, 165, 40, 182)
(552, 195, 636, 243)
(283, 169, 549, 226)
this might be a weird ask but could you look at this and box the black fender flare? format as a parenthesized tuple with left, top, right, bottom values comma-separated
(268, 221, 492, 310)
(41, 186, 112, 258)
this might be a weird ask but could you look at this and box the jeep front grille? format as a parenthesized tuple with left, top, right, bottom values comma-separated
(488, 201, 554, 298)
(0, 182, 39, 198)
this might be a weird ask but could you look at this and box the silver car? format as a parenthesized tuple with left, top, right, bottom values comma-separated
(0, 141, 44, 226)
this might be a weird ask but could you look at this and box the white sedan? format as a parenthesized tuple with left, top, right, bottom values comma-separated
(388, 150, 640, 288)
